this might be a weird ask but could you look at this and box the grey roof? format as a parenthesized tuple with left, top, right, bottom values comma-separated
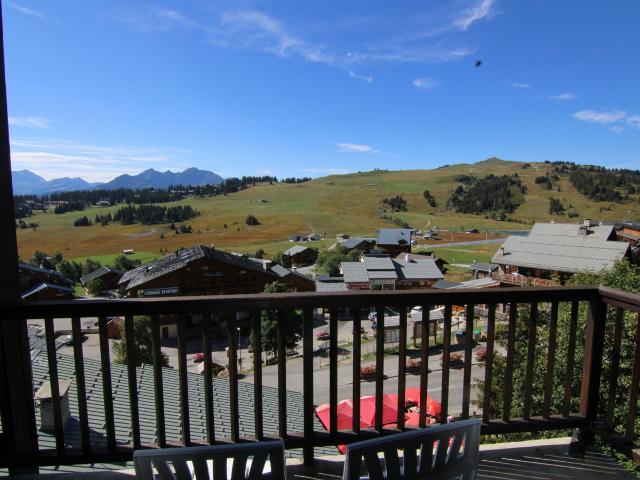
(80, 267, 122, 285)
(341, 237, 375, 250)
(314, 280, 348, 292)
(19, 262, 73, 286)
(455, 278, 500, 289)
(529, 222, 615, 240)
(29, 345, 328, 455)
(119, 245, 273, 291)
(342, 256, 442, 284)
(395, 259, 444, 281)
(340, 262, 369, 283)
(411, 307, 445, 323)
(362, 255, 395, 271)
(470, 262, 498, 273)
(269, 264, 291, 277)
(432, 280, 461, 289)
(377, 228, 413, 246)
(492, 234, 630, 274)
(283, 245, 311, 256)
(21, 282, 75, 299)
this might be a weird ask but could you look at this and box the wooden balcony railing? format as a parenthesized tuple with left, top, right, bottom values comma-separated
(492, 272, 559, 287)
(0, 285, 639, 473)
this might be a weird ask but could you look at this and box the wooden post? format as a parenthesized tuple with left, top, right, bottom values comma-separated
(0, 1, 39, 472)
(576, 299, 607, 449)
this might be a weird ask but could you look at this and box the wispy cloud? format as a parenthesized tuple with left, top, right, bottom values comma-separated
(413, 77, 438, 90)
(10, 138, 192, 182)
(337, 143, 378, 154)
(510, 82, 530, 89)
(454, 0, 496, 31)
(8, 116, 51, 129)
(548, 92, 577, 101)
(121, 8, 195, 33)
(626, 115, 640, 129)
(123, 6, 479, 83)
(573, 109, 640, 132)
(6, 2, 49, 22)
(573, 109, 627, 125)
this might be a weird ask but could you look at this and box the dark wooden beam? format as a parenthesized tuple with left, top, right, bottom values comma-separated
(0, 1, 39, 473)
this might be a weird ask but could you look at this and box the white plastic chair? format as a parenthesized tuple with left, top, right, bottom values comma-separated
(134, 440, 286, 480)
(342, 419, 481, 480)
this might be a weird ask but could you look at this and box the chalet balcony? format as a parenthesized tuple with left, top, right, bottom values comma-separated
(1, 286, 639, 478)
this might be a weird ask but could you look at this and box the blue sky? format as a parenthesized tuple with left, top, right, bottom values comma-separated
(4, 0, 640, 181)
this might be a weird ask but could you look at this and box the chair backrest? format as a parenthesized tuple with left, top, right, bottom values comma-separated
(342, 419, 481, 480)
(134, 440, 286, 480)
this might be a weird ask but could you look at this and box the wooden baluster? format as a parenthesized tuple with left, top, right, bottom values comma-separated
(562, 301, 579, 417)
(543, 302, 559, 419)
(302, 307, 314, 465)
(375, 306, 385, 431)
(98, 316, 116, 451)
(419, 305, 430, 428)
(441, 305, 452, 423)
(397, 307, 407, 429)
(227, 312, 240, 442)
(462, 304, 475, 418)
(329, 307, 338, 437)
(503, 303, 517, 422)
(523, 303, 538, 421)
(253, 310, 264, 442)
(44, 317, 65, 456)
(202, 310, 215, 444)
(352, 308, 362, 433)
(482, 304, 496, 424)
(277, 309, 287, 439)
(606, 307, 623, 427)
(72, 316, 91, 454)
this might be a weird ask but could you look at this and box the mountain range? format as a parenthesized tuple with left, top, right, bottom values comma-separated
(12, 168, 224, 195)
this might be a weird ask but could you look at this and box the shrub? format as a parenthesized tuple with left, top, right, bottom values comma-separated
(360, 366, 377, 378)
(245, 214, 260, 225)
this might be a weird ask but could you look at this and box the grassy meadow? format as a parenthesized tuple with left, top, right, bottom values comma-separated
(17, 159, 640, 263)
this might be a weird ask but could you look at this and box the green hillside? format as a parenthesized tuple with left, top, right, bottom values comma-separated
(16, 158, 640, 261)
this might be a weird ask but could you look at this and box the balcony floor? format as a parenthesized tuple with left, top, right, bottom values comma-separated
(9, 438, 635, 479)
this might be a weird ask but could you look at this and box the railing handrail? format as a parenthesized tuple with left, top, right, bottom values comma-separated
(1, 286, 601, 318)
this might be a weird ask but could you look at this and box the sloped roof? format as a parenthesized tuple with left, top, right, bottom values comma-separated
(19, 262, 73, 286)
(315, 280, 348, 292)
(21, 282, 75, 299)
(28, 345, 329, 455)
(362, 255, 395, 271)
(492, 234, 629, 274)
(432, 280, 461, 289)
(377, 228, 413, 246)
(456, 278, 500, 288)
(529, 222, 615, 240)
(119, 245, 273, 290)
(395, 259, 444, 280)
(341, 237, 375, 250)
(340, 262, 369, 283)
(80, 266, 122, 285)
(283, 245, 312, 256)
(470, 262, 498, 273)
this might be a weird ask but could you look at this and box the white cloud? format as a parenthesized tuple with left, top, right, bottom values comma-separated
(7, 2, 49, 21)
(413, 77, 438, 90)
(8, 116, 51, 129)
(337, 143, 378, 153)
(510, 82, 530, 89)
(454, 0, 496, 31)
(10, 138, 192, 182)
(626, 115, 640, 129)
(121, 8, 195, 33)
(123, 6, 476, 83)
(573, 109, 627, 125)
(548, 92, 577, 101)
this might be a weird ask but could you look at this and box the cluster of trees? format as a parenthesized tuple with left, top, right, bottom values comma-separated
(422, 190, 437, 207)
(14, 203, 34, 219)
(569, 166, 640, 202)
(534, 174, 559, 190)
(475, 261, 640, 442)
(169, 223, 193, 234)
(53, 201, 86, 214)
(548, 197, 565, 215)
(95, 213, 112, 225)
(245, 215, 260, 226)
(73, 216, 93, 227)
(448, 174, 525, 214)
(281, 177, 312, 183)
(382, 195, 408, 211)
(315, 247, 362, 276)
(113, 204, 199, 225)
